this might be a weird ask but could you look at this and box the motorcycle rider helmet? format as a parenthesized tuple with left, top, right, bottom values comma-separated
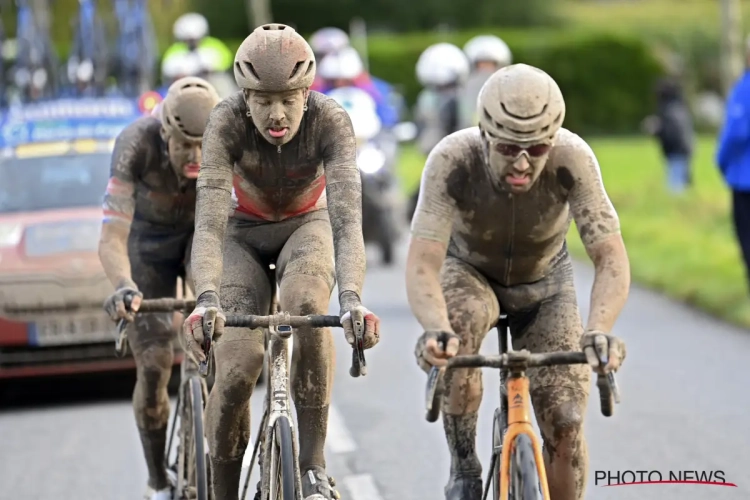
(310, 27, 350, 59)
(318, 47, 364, 82)
(477, 63, 565, 145)
(416, 43, 470, 87)
(327, 86, 382, 141)
(463, 35, 512, 68)
(160, 76, 221, 142)
(173, 13, 209, 42)
(233, 24, 316, 92)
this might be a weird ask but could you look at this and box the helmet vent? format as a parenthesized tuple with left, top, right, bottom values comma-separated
(289, 61, 304, 79)
(304, 61, 315, 77)
(262, 23, 286, 31)
(237, 61, 260, 81)
(500, 102, 546, 120)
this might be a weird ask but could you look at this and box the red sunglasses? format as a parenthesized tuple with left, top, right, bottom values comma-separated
(493, 143, 552, 158)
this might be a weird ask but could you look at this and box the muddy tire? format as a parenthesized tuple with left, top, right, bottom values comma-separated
(508, 433, 543, 500)
(269, 416, 296, 500)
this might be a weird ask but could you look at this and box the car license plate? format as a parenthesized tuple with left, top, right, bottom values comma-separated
(30, 314, 115, 346)
(25, 220, 101, 257)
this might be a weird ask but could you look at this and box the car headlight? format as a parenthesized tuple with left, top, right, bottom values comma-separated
(0, 223, 23, 248)
(357, 146, 386, 174)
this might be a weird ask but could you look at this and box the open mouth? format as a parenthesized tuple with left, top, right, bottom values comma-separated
(268, 127, 289, 139)
(506, 172, 531, 187)
(183, 163, 200, 177)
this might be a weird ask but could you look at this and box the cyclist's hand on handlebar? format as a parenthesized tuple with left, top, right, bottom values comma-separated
(103, 282, 142, 322)
(340, 292, 381, 349)
(414, 330, 460, 372)
(182, 291, 225, 364)
(580, 330, 626, 375)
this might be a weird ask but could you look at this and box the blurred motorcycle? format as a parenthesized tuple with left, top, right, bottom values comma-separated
(327, 86, 416, 265)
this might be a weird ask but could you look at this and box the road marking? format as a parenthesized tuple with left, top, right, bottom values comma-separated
(342, 474, 385, 500)
(326, 404, 357, 454)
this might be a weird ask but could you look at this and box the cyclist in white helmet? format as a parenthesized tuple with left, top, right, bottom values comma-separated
(407, 64, 629, 500)
(99, 77, 221, 500)
(183, 24, 380, 500)
(309, 26, 350, 61)
(316, 46, 399, 127)
(458, 34, 513, 129)
(162, 12, 233, 75)
(408, 43, 470, 219)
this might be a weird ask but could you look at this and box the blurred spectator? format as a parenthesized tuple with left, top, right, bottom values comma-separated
(642, 77, 695, 193)
(717, 36, 750, 292)
(162, 13, 233, 75)
(458, 35, 513, 129)
(316, 47, 399, 128)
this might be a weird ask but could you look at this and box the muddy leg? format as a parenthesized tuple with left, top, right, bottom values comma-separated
(130, 314, 176, 491)
(439, 258, 499, 497)
(206, 236, 271, 500)
(276, 219, 336, 473)
(510, 270, 590, 500)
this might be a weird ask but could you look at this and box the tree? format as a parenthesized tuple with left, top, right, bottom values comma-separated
(720, 0, 744, 97)
(247, 0, 272, 29)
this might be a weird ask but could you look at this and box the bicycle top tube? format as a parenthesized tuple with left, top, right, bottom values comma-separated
(446, 350, 587, 369)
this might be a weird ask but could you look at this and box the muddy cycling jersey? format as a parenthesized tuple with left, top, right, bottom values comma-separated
(103, 116, 196, 230)
(411, 127, 621, 286)
(193, 90, 364, 298)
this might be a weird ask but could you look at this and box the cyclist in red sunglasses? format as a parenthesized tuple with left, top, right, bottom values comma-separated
(406, 63, 630, 500)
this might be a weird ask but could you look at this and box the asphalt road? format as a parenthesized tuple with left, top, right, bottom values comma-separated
(1, 240, 748, 500)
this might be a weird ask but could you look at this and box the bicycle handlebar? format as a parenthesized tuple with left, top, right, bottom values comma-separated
(424, 350, 621, 423)
(119, 297, 366, 378)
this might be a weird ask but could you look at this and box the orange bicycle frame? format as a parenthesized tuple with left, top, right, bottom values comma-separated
(498, 374, 551, 500)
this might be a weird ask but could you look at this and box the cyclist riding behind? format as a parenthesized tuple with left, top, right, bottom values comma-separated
(407, 42, 470, 220)
(406, 64, 629, 500)
(162, 13, 233, 76)
(181, 24, 381, 500)
(98, 76, 221, 500)
(457, 34, 512, 129)
(316, 46, 399, 128)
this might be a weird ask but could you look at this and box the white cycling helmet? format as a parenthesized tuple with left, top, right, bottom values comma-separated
(327, 86, 381, 140)
(162, 53, 204, 80)
(416, 43, 470, 87)
(173, 13, 209, 41)
(477, 64, 565, 144)
(310, 27, 350, 57)
(463, 35, 512, 67)
(319, 47, 364, 81)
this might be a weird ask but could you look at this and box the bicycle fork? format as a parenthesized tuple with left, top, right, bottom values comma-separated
(260, 323, 303, 500)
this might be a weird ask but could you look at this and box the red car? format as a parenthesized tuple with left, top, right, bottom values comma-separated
(0, 136, 183, 380)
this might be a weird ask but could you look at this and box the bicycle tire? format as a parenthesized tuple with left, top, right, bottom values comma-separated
(491, 410, 503, 500)
(269, 416, 296, 500)
(189, 377, 209, 500)
(508, 433, 543, 500)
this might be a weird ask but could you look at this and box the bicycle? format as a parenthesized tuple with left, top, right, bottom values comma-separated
(115, 295, 212, 500)
(424, 314, 621, 500)
(125, 261, 368, 500)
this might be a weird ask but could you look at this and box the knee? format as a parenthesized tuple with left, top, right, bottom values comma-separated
(279, 274, 331, 316)
(445, 296, 494, 354)
(535, 387, 586, 451)
(214, 337, 264, 398)
(134, 342, 173, 385)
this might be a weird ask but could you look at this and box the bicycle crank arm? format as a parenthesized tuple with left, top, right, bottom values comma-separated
(349, 319, 367, 377)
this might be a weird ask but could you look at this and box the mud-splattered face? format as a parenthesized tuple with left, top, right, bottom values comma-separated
(245, 89, 308, 146)
(481, 129, 553, 194)
(167, 137, 202, 179)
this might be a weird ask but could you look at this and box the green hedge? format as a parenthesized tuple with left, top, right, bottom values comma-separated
(363, 30, 667, 135)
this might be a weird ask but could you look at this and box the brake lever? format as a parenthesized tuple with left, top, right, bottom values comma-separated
(113, 292, 135, 357)
(199, 312, 214, 378)
(349, 318, 367, 377)
(425, 366, 445, 422)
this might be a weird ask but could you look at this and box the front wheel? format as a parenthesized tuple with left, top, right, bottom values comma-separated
(508, 433, 543, 500)
(268, 416, 296, 500)
(189, 377, 210, 500)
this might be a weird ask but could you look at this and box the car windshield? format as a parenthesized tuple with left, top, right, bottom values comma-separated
(0, 153, 110, 214)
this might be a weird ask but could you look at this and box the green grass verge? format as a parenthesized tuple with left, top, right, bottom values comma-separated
(396, 135, 750, 329)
